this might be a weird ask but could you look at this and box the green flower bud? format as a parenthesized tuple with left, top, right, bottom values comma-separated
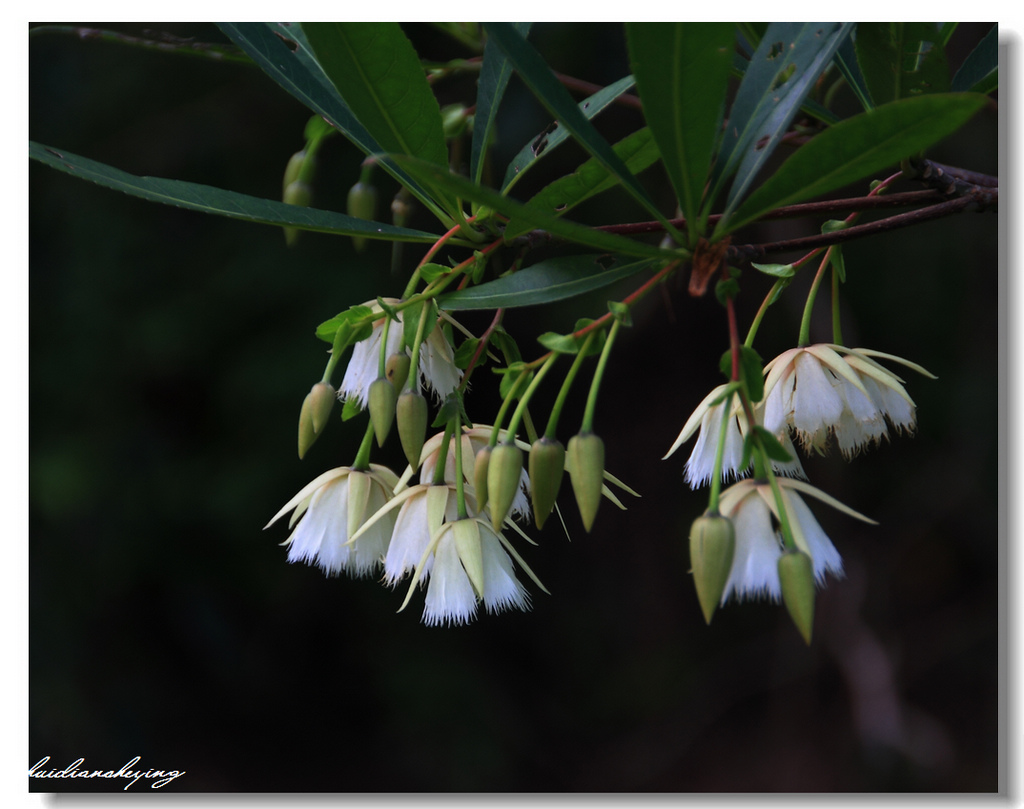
(688, 512, 735, 625)
(396, 390, 428, 470)
(347, 181, 378, 253)
(528, 437, 565, 530)
(452, 518, 484, 599)
(283, 180, 313, 246)
(385, 351, 411, 392)
(487, 442, 523, 530)
(474, 445, 492, 511)
(567, 432, 604, 532)
(441, 103, 470, 139)
(309, 382, 336, 434)
(297, 391, 318, 459)
(282, 149, 306, 193)
(368, 377, 397, 447)
(778, 550, 816, 645)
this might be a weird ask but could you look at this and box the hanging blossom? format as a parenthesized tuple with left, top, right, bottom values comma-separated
(338, 298, 462, 408)
(762, 344, 935, 458)
(664, 384, 805, 488)
(265, 464, 400, 578)
(347, 430, 542, 627)
(716, 477, 875, 603)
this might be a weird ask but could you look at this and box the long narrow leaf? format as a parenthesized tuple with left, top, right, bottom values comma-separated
(835, 31, 874, 110)
(626, 23, 734, 242)
(483, 23, 671, 231)
(952, 24, 998, 93)
(301, 23, 458, 219)
(717, 92, 987, 236)
(855, 23, 951, 107)
(30, 142, 439, 242)
(390, 154, 683, 260)
(714, 23, 852, 219)
(471, 22, 532, 185)
(504, 128, 660, 240)
(217, 23, 447, 223)
(439, 255, 659, 310)
(501, 75, 637, 192)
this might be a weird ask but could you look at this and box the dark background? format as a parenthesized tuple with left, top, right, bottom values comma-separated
(29, 23, 1000, 791)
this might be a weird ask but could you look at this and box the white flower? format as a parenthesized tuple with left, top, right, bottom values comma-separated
(763, 344, 934, 458)
(716, 477, 875, 603)
(664, 384, 805, 488)
(265, 464, 399, 577)
(421, 518, 532, 627)
(338, 298, 462, 408)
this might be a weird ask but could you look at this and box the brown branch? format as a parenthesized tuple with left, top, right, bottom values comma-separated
(592, 190, 951, 237)
(727, 196, 991, 265)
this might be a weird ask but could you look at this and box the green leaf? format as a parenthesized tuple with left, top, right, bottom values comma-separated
(500, 75, 638, 192)
(504, 127, 660, 240)
(714, 23, 853, 220)
(301, 23, 457, 218)
(835, 33, 874, 111)
(952, 24, 998, 94)
(754, 426, 792, 463)
(472, 22, 531, 185)
(538, 320, 607, 356)
(626, 23, 734, 241)
(717, 92, 987, 235)
(719, 345, 764, 402)
(750, 262, 796, 278)
(217, 23, 446, 221)
(316, 305, 375, 344)
(537, 332, 581, 354)
(438, 255, 659, 311)
(453, 338, 481, 369)
(301, 23, 446, 167)
(855, 23, 950, 107)
(482, 23, 670, 229)
(389, 154, 683, 260)
(30, 141, 439, 242)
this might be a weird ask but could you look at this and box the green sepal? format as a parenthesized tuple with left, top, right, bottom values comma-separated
(528, 437, 566, 530)
(689, 512, 736, 624)
(778, 550, 816, 644)
(341, 395, 362, 422)
(452, 518, 485, 599)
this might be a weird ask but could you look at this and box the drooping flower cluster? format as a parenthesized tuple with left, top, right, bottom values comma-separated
(670, 343, 932, 622)
(266, 425, 540, 627)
